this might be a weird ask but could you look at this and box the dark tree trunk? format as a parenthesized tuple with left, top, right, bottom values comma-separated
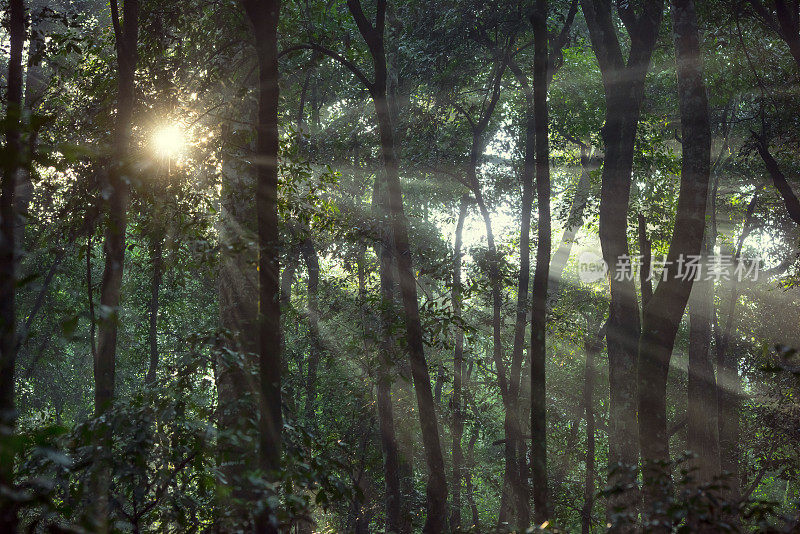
(638, 0, 710, 518)
(450, 194, 469, 530)
(372, 174, 402, 533)
(507, 96, 534, 529)
(240, 2, 282, 532)
(469, 149, 519, 527)
(754, 136, 800, 227)
(471, 158, 519, 528)
(579, 1, 663, 521)
(530, 0, 552, 523)
(0, 0, 25, 530)
(456, 58, 521, 528)
(145, 231, 164, 384)
(96, 0, 138, 415)
(374, 93, 447, 534)
(345, 1, 449, 530)
(93, 1, 139, 528)
(715, 198, 757, 501)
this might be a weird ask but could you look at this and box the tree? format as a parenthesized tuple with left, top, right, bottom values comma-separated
(579, 0, 664, 519)
(239, 1, 283, 532)
(0, 0, 26, 530)
(93, 0, 139, 528)
(638, 0, 711, 516)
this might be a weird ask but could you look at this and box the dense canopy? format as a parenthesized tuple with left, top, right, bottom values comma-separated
(1, 0, 800, 532)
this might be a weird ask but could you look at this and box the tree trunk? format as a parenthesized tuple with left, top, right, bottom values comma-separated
(240, 2, 282, 532)
(579, 1, 664, 522)
(470, 153, 517, 528)
(638, 0, 710, 519)
(344, 1, 449, 529)
(686, 247, 721, 532)
(530, 0, 552, 523)
(754, 135, 800, 226)
(450, 194, 469, 530)
(93, 1, 139, 528)
(458, 60, 516, 527)
(374, 93, 447, 534)
(372, 173, 403, 533)
(716, 231, 750, 502)
(96, 0, 138, 416)
(0, 0, 25, 530)
(15, 10, 47, 249)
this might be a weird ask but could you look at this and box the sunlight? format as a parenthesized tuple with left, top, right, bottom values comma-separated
(151, 124, 185, 159)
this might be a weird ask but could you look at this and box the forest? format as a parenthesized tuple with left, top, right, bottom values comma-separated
(1, 0, 800, 532)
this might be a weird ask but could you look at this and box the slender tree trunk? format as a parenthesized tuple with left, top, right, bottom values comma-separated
(372, 174, 403, 533)
(638, 0, 710, 518)
(469, 150, 517, 528)
(216, 148, 260, 532)
(530, 0, 552, 523)
(96, 0, 138, 415)
(716, 221, 752, 501)
(145, 231, 164, 384)
(240, 2, 282, 532)
(0, 0, 25, 530)
(754, 136, 800, 226)
(450, 194, 469, 530)
(93, 2, 139, 528)
(344, 1, 449, 529)
(686, 246, 721, 531)
(506, 96, 535, 529)
(374, 93, 447, 534)
(458, 67, 518, 523)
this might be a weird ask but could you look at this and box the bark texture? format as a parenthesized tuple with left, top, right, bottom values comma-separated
(0, 0, 25, 530)
(530, 0, 553, 524)
(638, 0, 710, 518)
(579, 1, 664, 522)
(240, 1, 282, 531)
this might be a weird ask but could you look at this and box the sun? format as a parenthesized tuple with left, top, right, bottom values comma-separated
(152, 124, 185, 159)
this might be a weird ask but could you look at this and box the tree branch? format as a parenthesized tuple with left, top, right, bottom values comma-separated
(753, 132, 800, 226)
(279, 43, 374, 92)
